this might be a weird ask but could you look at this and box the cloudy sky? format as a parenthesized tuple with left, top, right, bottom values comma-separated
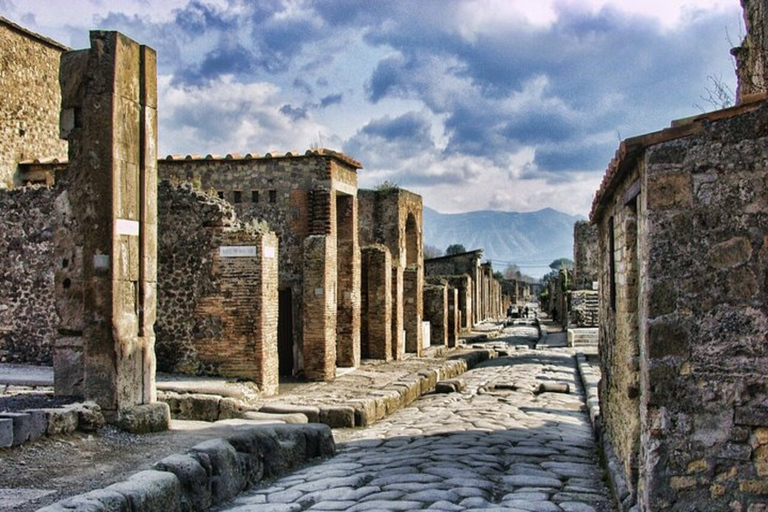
(3, 0, 742, 216)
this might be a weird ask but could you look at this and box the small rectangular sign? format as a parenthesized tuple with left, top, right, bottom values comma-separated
(116, 219, 139, 236)
(264, 246, 276, 258)
(219, 246, 258, 258)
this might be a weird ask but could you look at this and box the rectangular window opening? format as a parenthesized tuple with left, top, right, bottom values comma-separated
(269, 190, 277, 203)
(233, 190, 242, 203)
(251, 190, 259, 203)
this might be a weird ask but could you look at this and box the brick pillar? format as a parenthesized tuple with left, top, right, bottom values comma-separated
(335, 194, 360, 368)
(361, 245, 392, 360)
(403, 267, 423, 355)
(55, 31, 167, 431)
(423, 284, 448, 348)
(448, 287, 459, 347)
(302, 235, 336, 381)
(391, 266, 404, 360)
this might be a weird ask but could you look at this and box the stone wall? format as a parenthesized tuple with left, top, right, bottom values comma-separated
(159, 150, 361, 380)
(157, 181, 279, 394)
(593, 100, 768, 511)
(358, 188, 424, 356)
(0, 18, 68, 188)
(423, 283, 448, 348)
(733, 0, 768, 103)
(0, 186, 56, 364)
(573, 220, 599, 290)
(594, 156, 643, 507)
(425, 250, 482, 323)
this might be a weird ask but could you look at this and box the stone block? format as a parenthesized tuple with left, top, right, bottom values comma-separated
(241, 411, 307, 424)
(319, 405, 355, 428)
(105, 470, 181, 512)
(153, 453, 212, 511)
(736, 406, 768, 426)
(0, 418, 13, 448)
(37, 489, 129, 512)
(349, 398, 377, 427)
(43, 407, 78, 435)
(22, 409, 48, 442)
(418, 369, 438, 393)
(0, 412, 33, 446)
(72, 402, 105, 431)
(259, 403, 320, 423)
(222, 428, 265, 486)
(116, 402, 170, 434)
(188, 439, 246, 505)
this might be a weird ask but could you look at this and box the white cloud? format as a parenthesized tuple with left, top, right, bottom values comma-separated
(157, 74, 330, 155)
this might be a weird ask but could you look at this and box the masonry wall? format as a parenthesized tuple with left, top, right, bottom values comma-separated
(156, 182, 279, 394)
(361, 245, 392, 360)
(596, 102, 768, 511)
(0, 18, 68, 188)
(425, 251, 482, 324)
(573, 220, 599, 290)
(0, 186, 56, 364)
(734, 0, 768, 102)
(445, 275, 472, 332)
(595, 161, 642, 506)
(423, 283, 448, 348)
(159, 153, 360, 378)
(636, 105, 768, 511)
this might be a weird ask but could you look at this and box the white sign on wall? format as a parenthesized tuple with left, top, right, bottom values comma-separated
(219, 246, 258, 258)
(116, 219, 140, 236)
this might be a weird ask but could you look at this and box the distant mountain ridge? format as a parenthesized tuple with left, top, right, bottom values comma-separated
(422, 207, 584, 279)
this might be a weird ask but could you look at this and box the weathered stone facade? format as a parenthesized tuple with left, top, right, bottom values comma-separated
(156, 181, 279, 394)
(0, 186, 56, 364)
(0, 17, 68, 188)
(159, 150, 362, 381)
(592, 97, 768, 511)
(358, 188, 424, 358)
(55, 31, 167, 430)
(733, 0, 768, 103)
(573, 220, 599, 291)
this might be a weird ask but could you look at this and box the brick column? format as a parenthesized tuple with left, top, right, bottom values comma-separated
(403, 267, 423, 355)
(447, 287, 459, 347)
(423, 284, 448, 348)
(302, 235, 336, 381)
(361, 245, 392, 360)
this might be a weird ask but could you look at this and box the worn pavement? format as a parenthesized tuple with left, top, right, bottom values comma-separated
(216, 324, 613, 512)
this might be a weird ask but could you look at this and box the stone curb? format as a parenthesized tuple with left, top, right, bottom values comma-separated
(259, 349, 496, 429)
(36, 422, 335, 512)
(573, 352, 634, 512)
(0, 402, 104, 448)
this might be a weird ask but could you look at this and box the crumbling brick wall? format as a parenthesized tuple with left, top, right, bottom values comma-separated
(0, 186, 56, 364)
(157, 181, 279, 394)
(0, 18, 68, 188)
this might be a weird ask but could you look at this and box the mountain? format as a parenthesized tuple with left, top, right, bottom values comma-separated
(422, 207, 585, 279)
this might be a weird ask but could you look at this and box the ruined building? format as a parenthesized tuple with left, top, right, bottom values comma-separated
(156, 182, 279, 395)
(0, 17, 68, 188)
(570, 220, 599, 331)
(358, 188, 424, 358)
(158, 151, 362, 382)
(424, 250, 505, 328)
(592, 97, 768, 510)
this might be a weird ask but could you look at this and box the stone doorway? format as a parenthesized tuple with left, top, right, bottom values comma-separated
(278, 288, 294, 377)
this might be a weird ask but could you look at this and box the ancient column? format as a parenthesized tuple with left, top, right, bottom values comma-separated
(54, 31, 168, 432)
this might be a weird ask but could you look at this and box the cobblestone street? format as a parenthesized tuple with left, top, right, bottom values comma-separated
(218, 326, 613, 512)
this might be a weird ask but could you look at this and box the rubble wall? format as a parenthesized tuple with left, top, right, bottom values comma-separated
(0, 19, 68, 188)
(637, 103, 768, 511)
(595, 161, 642, 505)
(0, 186, 56, 364)
(157, 182, 279, 394)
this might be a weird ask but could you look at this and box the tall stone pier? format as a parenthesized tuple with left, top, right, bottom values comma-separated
(54, 31, 168, 431)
